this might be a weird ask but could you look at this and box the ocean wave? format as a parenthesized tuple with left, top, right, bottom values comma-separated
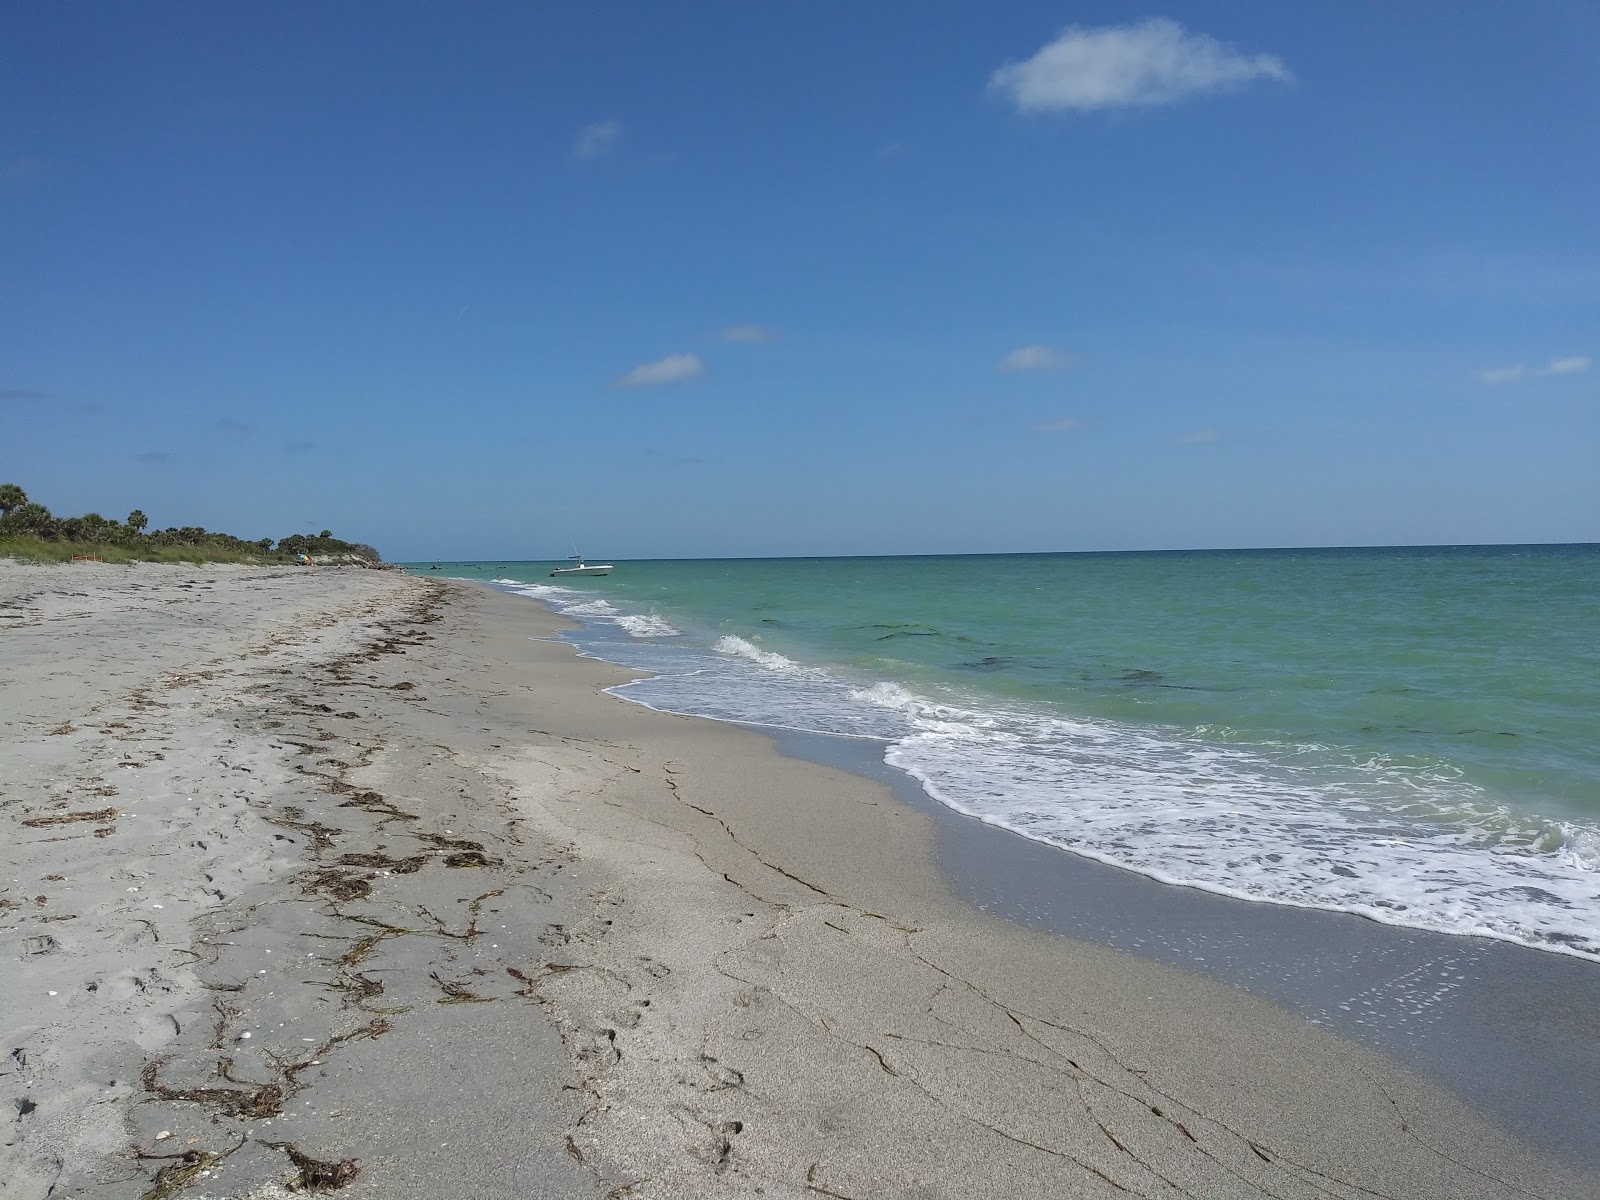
(563, 599, 621, 618)
(871, 692, 1600, 959)
(501, 582, 679, 640)
(616, 613, 682, 638)
(714, 635, 826, 678)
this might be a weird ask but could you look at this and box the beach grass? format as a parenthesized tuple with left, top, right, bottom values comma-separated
(0, 535, 274, 566)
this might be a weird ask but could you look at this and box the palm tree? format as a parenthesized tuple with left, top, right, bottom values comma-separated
(127, 509, 149, 534)
(5, 502, 52, 535)
(0, 483, 26, 516)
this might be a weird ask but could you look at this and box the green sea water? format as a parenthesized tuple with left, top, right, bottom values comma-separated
(414, 545, 1600, 958)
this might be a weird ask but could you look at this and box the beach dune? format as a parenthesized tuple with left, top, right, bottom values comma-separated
(1, 564, 1591, 1198)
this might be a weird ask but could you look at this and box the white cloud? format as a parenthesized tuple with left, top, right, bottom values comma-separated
(1171, 428, 1220, 445)
(1000, 344, 1074, 371)
(574, 120, 621, 159)
(1032, 417, 1090, 433)
(722, 324, 777, 343)
(1477, 364, 1528, 385)
(1478, 355, 1591, 384)
(616, 353, 704, 387)
(990, 18, 1291, 113)
(1542, 355, 1591, 376)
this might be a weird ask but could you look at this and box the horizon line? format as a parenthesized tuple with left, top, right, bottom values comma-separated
(397, 540, 1600, 565)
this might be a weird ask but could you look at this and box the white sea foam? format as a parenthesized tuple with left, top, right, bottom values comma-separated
(616, 613, 682, 638)
(564, 599, 621, 618)
(503, 582, 576, 602)
(864, 688, 1600, 959)
(714, 635, 825, 678)
(848, 681, 920, 710)
(499, 582, 678, 639)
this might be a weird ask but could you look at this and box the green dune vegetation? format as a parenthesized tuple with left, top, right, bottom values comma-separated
(0, 482, 383, 566)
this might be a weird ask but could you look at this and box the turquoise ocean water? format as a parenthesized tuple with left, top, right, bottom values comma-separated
(411, 547, 1600, 960)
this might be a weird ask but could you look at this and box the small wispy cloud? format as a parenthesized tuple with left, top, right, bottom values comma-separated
(1477, 355, 1591, 385)
(210, 417, 251, 433)
(722, 324, 777, 344)
(1170, 428, 1220, 445)
(1000, 344, 1075, 371)
(284, 440, 314, 454)
(134, 450, 174, 463)
(990, 18, 1291, 113)
(574, 120, 621, 159)
(0, 388, 52, 403)
(616, 353, 705, 387)
(1031, 417, 1090, 433)
(1542, 355, 1591, 376)
(0, 158, 40, 191)
(1478, 364, 1528, 385)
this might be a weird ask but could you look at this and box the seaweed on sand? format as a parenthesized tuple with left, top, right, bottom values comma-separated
(300, 868, 372, 902)
(337, 850, 428, 873)
(140, 1059, 285, 1119)
(429, 970, 493, 1004)
(22, 807, 118, 827)
(137, 1140, 243, 1200)
(260, 1141, 362, 1194)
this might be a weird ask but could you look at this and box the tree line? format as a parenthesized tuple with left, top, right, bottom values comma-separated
(0, 483, 381, 563)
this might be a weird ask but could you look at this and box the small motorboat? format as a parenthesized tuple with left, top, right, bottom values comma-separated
(550, 556, 613, 578)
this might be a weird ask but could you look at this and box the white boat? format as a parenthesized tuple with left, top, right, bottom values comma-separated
(550, 556, 612, 578)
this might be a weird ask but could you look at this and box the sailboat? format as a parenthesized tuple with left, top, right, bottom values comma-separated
(550, 555, 612, 578)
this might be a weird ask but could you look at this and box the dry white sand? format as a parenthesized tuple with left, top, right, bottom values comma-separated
(2, 564, 1592, 1199)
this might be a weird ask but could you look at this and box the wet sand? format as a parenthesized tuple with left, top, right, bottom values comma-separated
(768, 729, 1600, 1170)
(2, 564, 1594, 1198)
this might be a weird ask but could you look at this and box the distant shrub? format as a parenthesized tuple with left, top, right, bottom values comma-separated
(0, 482, 383, 565)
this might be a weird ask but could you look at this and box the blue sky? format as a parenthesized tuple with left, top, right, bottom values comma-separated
(3, 1, 1596, 560)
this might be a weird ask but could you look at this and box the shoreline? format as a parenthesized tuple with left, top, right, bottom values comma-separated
(758, 726, 1600, 1170)
(4, 564, 1594, 1198)
(505, 552, 1600, 967)
(532, 579, 1600, 1169)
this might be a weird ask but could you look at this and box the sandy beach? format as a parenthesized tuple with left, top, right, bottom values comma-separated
(3, 564, 1595, 1199)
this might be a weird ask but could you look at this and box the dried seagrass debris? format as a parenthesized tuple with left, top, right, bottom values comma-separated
(336, 791, 420, 822)
(22, 807, 119, 827)
(414, 832, 484, 852)
(324, 969, 385, 1002)
(443, 850, 498, 868)
(300, 869, 372, 902)
(337, 850, 427, 872)
(261, 1141, 362, 1194)
(266, 808, 342, 852)
(140, 1058, 286, 1119)
(136, 1141, 242, 1200)
(429, 970, 493, 1004)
